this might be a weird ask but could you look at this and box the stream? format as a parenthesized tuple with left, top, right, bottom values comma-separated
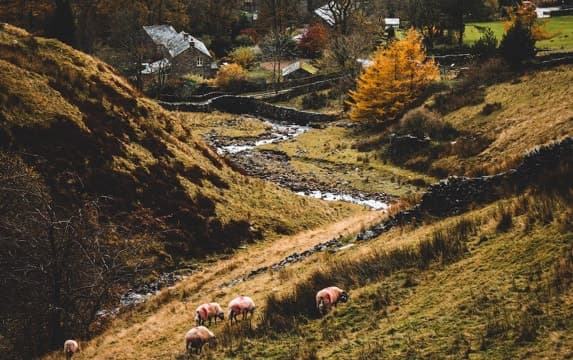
(207, 118, 390, 210)
(102, 117, 389, 312)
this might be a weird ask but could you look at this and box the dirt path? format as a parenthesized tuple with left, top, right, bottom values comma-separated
(73, 209, 388, 360)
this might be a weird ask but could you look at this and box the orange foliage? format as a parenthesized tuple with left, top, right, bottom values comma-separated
(348, 29, 439, 123)
(215, 63, 246, 89)
(503, 2, 556, 41)
(298, 23, 329, 58)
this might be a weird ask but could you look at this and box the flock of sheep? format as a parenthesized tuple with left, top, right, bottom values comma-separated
(62, 286, 349, 358)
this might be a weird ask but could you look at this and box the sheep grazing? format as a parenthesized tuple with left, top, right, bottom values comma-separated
(228, 295, 256, 324)
(195, 302, 225, 326)
(316, 286, 349, 316)
(185, 326, 216, 356)
(63, 339, 79, 360)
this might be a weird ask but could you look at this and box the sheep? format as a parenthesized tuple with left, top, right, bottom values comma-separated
(195, 302, 225, 326)
(185, 326, 216, 356)
(63, 339, 80, 360)
(316, 286, 349, 316)
(228, 295, 255, 324)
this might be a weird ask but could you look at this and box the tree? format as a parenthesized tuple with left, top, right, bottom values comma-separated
(46, 0, 76, 46)
(229, 46, 257, 69)
(472, 27, 499, 59)
(298, 23, 329, 58)
(504, 2, 554, 41)
(258, 0, 302, 89)
(348, 29, 439, 122)
(325, 0, 361, 36)
(0, 152, 158, 359)
(187, 0, 242, 56)
(500, 18, 535, 66)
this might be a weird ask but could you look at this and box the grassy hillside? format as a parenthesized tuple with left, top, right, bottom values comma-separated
(53, 152, 573, 360)
(0, 24, 363, 359)
(57, 62, 573, 359)
(0, 23, 359, 259)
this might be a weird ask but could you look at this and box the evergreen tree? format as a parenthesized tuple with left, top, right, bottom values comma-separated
(500, 18, 535, 67)
(348, 29, 439, 123)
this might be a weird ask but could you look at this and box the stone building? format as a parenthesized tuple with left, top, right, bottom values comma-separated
(142, 25, 215, 82)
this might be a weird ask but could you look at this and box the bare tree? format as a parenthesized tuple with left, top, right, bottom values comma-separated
(0, 152, 158, 359)
(258, 0, 302, 90)
(325, 0, 361, 36)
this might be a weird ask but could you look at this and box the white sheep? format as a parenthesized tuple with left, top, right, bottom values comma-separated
(316, 286, 349, 316)
(195, 302, 225, 326)
(228, 295, 255, 324)
(63, 339, 80, 360)
(185, 326, 216, 356)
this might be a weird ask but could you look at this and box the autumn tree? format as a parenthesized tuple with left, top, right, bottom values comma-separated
(348, 29, 439, 123)
(503, 1, 554, 41)
(298, 23, 329, 58)
(229, 46, 257, 69)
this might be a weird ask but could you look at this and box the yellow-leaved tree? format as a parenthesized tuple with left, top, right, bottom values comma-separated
(503, 2, 555, 41)
(348, 29, 439, 122)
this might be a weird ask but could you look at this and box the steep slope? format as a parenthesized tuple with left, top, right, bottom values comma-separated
(56, 62, 573, 359)
(53, 141, 573, 360)
(0, 24, 363, 359)
(0, 23, 359, 259)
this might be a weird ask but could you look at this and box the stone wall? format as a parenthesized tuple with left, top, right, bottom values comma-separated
(210, 96, 336, 124)
(260, 77, 343, 103)
(358, 136, 573, 240)
(159, 95, 337, 124)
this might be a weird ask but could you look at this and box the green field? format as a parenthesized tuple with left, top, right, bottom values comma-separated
(466, 16, 573, 51)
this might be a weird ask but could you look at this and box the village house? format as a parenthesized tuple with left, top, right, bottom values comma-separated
(141, 25, 215, 83)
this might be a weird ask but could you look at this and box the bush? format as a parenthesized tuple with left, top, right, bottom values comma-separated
(472, 28, 498, 59)
(500, 18, 535, 67)
(398, 108, 458, 141)
(182, 73, 212, 92)
(228, 47, 257, 69)
(301, 92, 328, 110)
(215, 63, 247, 91)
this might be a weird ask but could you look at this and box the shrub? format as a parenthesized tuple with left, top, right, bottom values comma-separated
(215, 63, 247, 91)
(472, 28, 499, 59)
(397, 107, 458, 140)
(228, 47, 257, 69)
(301, 92, 328, 110)
(182, 73, 212, 92)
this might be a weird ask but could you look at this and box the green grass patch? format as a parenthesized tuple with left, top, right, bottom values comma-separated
(466, 16, 573, 51)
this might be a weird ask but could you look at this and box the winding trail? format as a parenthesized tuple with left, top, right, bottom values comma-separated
(78, 210, 387, 360)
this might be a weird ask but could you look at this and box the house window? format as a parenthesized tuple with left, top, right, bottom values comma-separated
(196, 57, 204, 67)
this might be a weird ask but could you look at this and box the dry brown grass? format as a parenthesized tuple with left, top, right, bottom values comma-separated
(439, 65, 573, 175)
(47, 210, 387, 360)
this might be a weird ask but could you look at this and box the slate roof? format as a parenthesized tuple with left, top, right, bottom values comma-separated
(143, 25, 211, 58)
(314, 4, 336, 26)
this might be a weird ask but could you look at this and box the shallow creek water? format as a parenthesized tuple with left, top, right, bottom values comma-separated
(213, 119, 389, 210)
